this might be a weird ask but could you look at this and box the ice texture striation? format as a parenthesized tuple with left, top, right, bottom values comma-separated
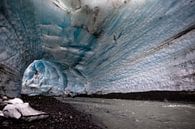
(0, 0, 194, 96)
(0, 0, 42, 97)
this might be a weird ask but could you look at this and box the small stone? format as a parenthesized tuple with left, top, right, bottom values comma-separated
(2, 96, 8, 100)
(29, 125, 35, 129)
(2, 121, 9, 126)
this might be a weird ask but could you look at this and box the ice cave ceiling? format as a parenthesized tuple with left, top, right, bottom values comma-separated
(0, 0, 195, 97)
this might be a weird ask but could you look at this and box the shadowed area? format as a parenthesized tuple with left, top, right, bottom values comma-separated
(0, 95, 102, 129)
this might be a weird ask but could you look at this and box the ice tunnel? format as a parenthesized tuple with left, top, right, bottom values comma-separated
(0, 0, 195, 97)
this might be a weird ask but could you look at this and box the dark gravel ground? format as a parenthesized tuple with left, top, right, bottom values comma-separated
(0, 95, 102, 129)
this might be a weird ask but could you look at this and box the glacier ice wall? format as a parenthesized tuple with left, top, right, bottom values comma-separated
(0, 0, 195, 96)
(0, 0, 42, 97)
(83, 0, 195, 94)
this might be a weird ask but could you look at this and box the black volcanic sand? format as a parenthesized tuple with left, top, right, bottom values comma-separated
(0, 95, 102, 129)
(77, 91, 195, 102)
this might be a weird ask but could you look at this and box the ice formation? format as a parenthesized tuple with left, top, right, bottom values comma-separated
(22, 60, 67, 95)
(1, 98, 49, 121)
(0, 0, 195, 96)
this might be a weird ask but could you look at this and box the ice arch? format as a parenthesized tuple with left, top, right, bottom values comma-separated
(0, 0, 194, 96)
(22, 60, 67, 95)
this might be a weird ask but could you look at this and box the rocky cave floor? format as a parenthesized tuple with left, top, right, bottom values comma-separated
(0, 92, 195, 129)
(0, 95, 102, 129)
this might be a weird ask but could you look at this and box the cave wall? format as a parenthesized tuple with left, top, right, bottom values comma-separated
(0, 0, 42, 96)
(83, 0, 195, 94)
(0, 0, 194, 96)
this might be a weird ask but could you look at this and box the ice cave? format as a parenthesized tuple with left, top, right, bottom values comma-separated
(0, 0, 195, 129)
(0, 0, 194, 97)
